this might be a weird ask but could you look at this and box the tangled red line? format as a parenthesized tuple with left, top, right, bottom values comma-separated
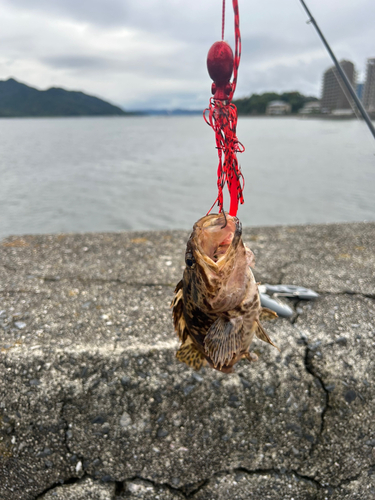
(204, 0, 244, 217)
(204, 100, 245, 217)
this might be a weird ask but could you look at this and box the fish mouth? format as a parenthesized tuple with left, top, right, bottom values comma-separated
(194, 213, 241, 264)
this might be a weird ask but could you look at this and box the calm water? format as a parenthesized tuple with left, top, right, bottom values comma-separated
(0, 116, 374, 238)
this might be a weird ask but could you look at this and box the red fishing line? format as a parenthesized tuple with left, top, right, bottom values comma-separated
(204, 0, 244, 217)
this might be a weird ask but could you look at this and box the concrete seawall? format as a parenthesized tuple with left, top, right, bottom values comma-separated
(1, 222, 374, 499)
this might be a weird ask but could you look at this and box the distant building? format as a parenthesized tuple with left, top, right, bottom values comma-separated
(331, 108, 355, 116)
(321, 60, 356, 113)
(356, 83, 364, 101)
(363, 58, 375, 112)
(299, 101, 321, 114)
(266, 100, 291, 115)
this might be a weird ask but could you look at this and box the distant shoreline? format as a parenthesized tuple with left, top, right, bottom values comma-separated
(0, 113, 373, 120)
(0, 112, 140, 120)
(239, 114, 375, 120)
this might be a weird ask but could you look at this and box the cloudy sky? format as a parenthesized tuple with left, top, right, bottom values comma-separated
(0, 0, 374, 110)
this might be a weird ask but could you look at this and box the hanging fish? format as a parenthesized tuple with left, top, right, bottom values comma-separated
(171, 213, 279, 373)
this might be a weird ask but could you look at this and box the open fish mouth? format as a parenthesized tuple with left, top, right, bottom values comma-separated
(194, 213, 241, 264)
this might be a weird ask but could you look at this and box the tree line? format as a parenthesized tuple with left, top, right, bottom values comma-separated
(233, 91, 318, 115)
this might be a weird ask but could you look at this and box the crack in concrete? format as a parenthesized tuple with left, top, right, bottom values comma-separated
(290, 469, 323, 490)
(183, 480, 209, 497)
(336, 471, 362, 486)
(121, 475, 188, 498)
(114, 480, 125, 496)
(33, 473, 187, 500)
(185, 466, 324, 498)
(32, 463, 375, 499)
(302, 340, 329, 458)
(35, 474, 90, 499)
(60, 402, 72, 456)
(277, 294, 330, 461)
(32, 468, 309, 500)
(287, 289, 374, 465)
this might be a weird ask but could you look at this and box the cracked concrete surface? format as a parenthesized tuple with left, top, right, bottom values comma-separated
(1, 222, 375, 499)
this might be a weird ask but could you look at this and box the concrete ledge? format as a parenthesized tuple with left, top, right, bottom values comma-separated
(1, 222, 375, 499)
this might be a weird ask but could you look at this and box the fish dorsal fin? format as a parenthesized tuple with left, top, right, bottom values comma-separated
(259, 307, 278, 321)
(255, 319, 279, 351)
(204, 317, 243, 369)
(176, 342, 206, 371)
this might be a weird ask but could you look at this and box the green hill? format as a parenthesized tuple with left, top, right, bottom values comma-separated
(0, 78, 127, 117)
(234, 91, 318, 115)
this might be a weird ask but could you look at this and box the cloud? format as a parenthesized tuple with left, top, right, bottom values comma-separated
(0, 0, 374, 109)
(43, 55, 114, 71)
(1, 0, 128, 27)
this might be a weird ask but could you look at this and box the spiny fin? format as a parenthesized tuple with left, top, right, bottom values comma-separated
(255, 319, 280, 351)
(204, 317, 243, 369)
(171, 280, 183, 308)
(176, 343, 206, 371)
(174, 279, 183, 294)
(259, 307, 278, 321)
(171, 281, 188, 342)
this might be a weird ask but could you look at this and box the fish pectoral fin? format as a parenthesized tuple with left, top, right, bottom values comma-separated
(171, 285, 188, 343)
(176, 342, 206, 371)
(259, 307, 278, 321)
(174, 279, 183, 294)
(204, 317, 243, 369)
(171, 280, 183, 308)
(255, 319, 280, 351)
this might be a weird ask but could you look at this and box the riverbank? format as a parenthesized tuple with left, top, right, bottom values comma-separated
(1, 222, 375, 499)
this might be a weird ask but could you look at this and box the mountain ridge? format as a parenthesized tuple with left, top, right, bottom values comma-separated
(0, 78, 127, 117)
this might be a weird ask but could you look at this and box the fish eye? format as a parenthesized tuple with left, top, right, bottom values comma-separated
(185, 252, 195, 268)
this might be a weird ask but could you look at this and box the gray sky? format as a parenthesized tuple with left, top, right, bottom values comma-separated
(0, 0, 373, 110)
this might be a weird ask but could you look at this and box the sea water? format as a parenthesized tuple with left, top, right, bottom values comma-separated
(0, 115, 374, 238)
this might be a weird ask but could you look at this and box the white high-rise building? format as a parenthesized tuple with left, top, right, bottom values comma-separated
(363, 58, 375, 112)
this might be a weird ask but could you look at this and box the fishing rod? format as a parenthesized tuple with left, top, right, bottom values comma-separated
(299, 0, 375, 142)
